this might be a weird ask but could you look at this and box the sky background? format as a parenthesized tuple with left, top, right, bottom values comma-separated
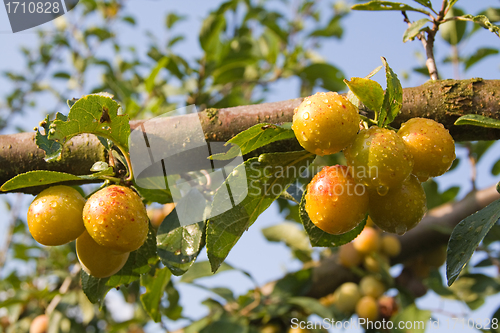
(1, 0, 500, 332)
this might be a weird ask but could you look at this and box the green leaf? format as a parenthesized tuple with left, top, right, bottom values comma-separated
(199, 13, 226, 56)
(403, 18, 430, 42)
(49, 93, 130, 154)
(157, 210, 204, 276)
(412, 0, 433, 10)
(492, 159, 500, 176)
(344, 77, 384, 113)
(309, 15, 343, 38)
(440, 7, 467, 46)
(352, 1, 430, 15)
(82, 224, 158, 304)
(288, 297, 333, 318)
(272, 268, 313, 297)
(134, 177, 173, 204)
(81, 271, 111, 306)
(454, 114, 500, 129)
(166, 13, 186, 29)
(164, 281, 182, 320)
(35, 113, 66, 162)
(140, 267, 171, 322)
(1, 167, 115, 192)
(492, 306, 500, 333)
(379, 57, 403, 127)
(300, 63, 345, 92)
(392, 304, 431, 333)
(145, 57, 169, 93)
(1, 171, 82, 192)
(459, 14, 500, 38)
(299, 189, 367, 247)
(464, 47, 499, 70)
(200, 318, 248, 333)
(262, 222, 311, 254)
(53, 72, 71, 80)
(180, 261, 234, 283)
(210, 123, 295, 161)
(447, 199, 500, 286)
(206, 151, 315, 272)
(425, 269, 454, 296)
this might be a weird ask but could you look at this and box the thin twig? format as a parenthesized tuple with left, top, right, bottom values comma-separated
(46, 263, 81, 315)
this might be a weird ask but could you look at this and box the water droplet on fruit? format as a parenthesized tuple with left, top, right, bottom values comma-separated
(376, 185, 389, 196)
(174, 249, 181, 255)
(395, 225, 407, 235)
(335, 100, 342, 106)
(303, 112, 309, 119)
(442, 155, 450, 164)
(306, 100, 311, 105)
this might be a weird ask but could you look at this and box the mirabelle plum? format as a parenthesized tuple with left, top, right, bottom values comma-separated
(398, 118, 456, 182)
(83, 185, 149, 253)
(368, 175, 426, 235)
(334, 282, 362, 313)
(27, 186, 86, 246)
(292, 92, 360, 156)
(338, 242, 363, 268)
(344, 126, 413, 194)
(380, 235, 402, 258)
(305, 165, 369, 235)
(29, 314, 48, 333)
(356, 296, 379, 322)
(359, 275, 386, 298)
(353, 227, 381, 254)
(76, 230, 129, 278)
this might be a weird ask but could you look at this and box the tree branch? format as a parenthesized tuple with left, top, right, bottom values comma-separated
(1, 79, 499, 189)
(303, 185, 500, 299)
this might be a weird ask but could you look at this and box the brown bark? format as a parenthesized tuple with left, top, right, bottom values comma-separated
(1, 79, 499, 189)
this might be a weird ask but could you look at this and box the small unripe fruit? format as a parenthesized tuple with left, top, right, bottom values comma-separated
(344, 126, 413, 194)
(292, 91, 360, 156)
(305, 165, 368, 235)
(356, 296, 379, 322)
(398, 118, 456, 181)
(359, 275, 386, 298)
(334, 282, 362, 313)
(83, 185, 148, 253)
(353, 227, 380, 254)
(76, 230, 130, 278)
(368, 174, 426, 235)
(380, 235, 401, 258)
(363, 253, 389, 273)
(27, 186, 86, 246)
(338, 242, 363, 268)
(29, 314, 48, 333)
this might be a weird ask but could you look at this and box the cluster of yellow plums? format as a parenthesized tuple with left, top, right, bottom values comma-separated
(27, 185, 149, 278)
(318, 225, 400, 322)
(292, 91, 456, 235)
